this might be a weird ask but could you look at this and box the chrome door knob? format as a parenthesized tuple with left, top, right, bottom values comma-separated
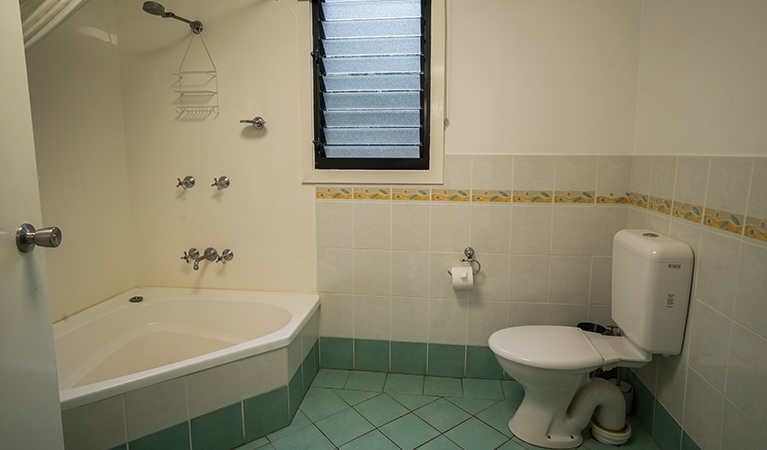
(16, 223, 62, 253)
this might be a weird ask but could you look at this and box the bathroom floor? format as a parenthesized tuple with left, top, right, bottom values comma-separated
(235, 369, 658, 450)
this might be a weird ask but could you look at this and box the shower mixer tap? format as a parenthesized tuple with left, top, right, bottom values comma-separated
(193, 247, 218, 270)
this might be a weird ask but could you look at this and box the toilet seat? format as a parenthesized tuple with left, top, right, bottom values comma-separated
(489, 325, 652, 371)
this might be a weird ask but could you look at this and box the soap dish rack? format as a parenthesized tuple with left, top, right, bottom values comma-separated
(174, 33, 218, 115)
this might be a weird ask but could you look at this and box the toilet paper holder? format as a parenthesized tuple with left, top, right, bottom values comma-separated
(447, 247, 481, 276)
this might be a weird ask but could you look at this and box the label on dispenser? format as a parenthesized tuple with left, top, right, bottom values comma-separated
(666, 293, 675, 308)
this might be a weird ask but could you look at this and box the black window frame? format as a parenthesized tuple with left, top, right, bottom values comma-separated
(312, 0, 431, 171)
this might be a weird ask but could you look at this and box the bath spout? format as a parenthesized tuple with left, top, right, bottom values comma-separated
(564, 377, 628, 438)
(194, 247, 218, 270)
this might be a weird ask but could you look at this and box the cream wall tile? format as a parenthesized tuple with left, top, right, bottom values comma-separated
(551, 207, 595, 255)
(316, 201, 353, 249)
(589, 257, 612, 305)
(391, 252, 430, 298)
(471, 155, 514, 190)
(510, 206, 552, 254)
(696, 231, 741, 316)
(596, 156, 632, 199)
(626, 208, 648, 228)
(587, 305, 612, 326)
(669, 221, 702, 297)
(683, 369, 723, 450)
(509, 255, 550, 303)
(705, 157, 753, 215)
(547, 304, 588, 326)
(721, 400, 767, 450)
(630, 156, 652, 194)
(726, 324, 767, 429)
(549, 256, 591, 304)
(241, 349, 289, 400)
(507, 303, 548, 327)
(554, 156, 597, 191)
(62, 395, 126, 450)
(649, 156, 678, 200)
(354, 295, 391, 340)
(513, 156, 555, 191)
(391, 297, 429, 343)
(318, 293, 353, 338)
(733, 243, 767, 338)
(125, 377, 188, 441)
(687, 300, 731, 391)
(467, 301, 507, 346)
(428, 299, 468, 345)
(593, 207, 627, 256)
(747, 157, 767, 219)
(444, 155, 473, 189)
(353, 202, 391, 250)
(674, 156, 710, 206)
(353, 250, 391, 296)
(468, 254, 509, 302)
(430, 203, 471, 252)
(645, 211, 671, 235)
(186, 362, 241, 418)
(392, 203, 430, 251)
(655, 354, 686, 422)
(470, 204, 511, 254)
(317, 248, 353, 293)
(429, 252, 469, 300)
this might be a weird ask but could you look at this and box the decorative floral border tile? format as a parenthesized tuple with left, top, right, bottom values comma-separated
(672, 202, 703, 224)
(392, 188, 430, 201)
(648, 196, 673, 215)
(597, 194, 628, 204)
(471, 190, 511, 202)
(703, 208, 744, 235)
(745, 216, 767, 242)
(512, 190, 553, 203)
(316, 187, 352, 199)
(554, 191, 595, 204)
(629, 192, 648, 208)
(354, 187, 391, 200)
(431, 189, 470, 202)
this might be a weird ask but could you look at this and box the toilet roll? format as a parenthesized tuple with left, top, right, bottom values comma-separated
(451, 266, 473, 289)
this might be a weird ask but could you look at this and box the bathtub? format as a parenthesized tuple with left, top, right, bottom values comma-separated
(55, 287, 320, 450)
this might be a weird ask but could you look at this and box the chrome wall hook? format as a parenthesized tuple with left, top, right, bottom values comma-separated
(447, 247, 481, 276)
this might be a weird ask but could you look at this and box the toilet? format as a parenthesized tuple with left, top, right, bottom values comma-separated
(489, 230, 693, 449)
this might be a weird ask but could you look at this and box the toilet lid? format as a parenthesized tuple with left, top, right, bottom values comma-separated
(489, 325, 604, 371)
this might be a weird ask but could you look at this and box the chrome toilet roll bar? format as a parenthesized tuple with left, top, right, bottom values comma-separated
(447, 247, 481, 276)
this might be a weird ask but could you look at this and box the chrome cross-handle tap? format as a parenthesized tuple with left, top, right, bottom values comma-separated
(193, 247, 218, 270)
(216, 249, 234, 264)
(181, 248, 200, 264)
(211, 176, 230, 190)
(176, 176, 195, 189)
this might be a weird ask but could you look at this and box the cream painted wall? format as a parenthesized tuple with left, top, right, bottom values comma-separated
(26, 0, 137, 322)
(115, 0, 316, 292)
(445, 0, 642, 155)
(633, 0, 767, 156)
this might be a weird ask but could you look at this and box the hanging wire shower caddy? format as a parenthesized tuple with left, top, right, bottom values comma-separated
(174, 33, 219, 114)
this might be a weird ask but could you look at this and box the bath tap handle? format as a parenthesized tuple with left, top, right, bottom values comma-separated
(181, 248, 199, 263)
(177, 176, 195, 189)
(217, 249, 234, 264)
(211, 176, 230, 190)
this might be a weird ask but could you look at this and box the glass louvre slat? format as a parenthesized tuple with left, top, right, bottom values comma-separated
(321, 1, 420, 21)
(323, 92, 421, 110)
(323, 56, 420, 75)
(325, 128, 421, 145)
(322, 38, 420, 57)
(324, 146, 420, 159)
(322, 19, 420, 39)
(324, 110, 420, 128)
(323, 74, 421, 92)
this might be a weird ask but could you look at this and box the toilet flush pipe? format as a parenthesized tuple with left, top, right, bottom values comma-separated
(564, 377, 627, 434)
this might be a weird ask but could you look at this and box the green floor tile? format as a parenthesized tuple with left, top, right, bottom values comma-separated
(653, 401, 681, 450)
(315, 408, 375, 447)
(340, 430, 400, 450)
(271, 425, 335, 450)
(298, 389, 348, 422)
(354, 394, 409, 427)
(129, 422, 190, 450)
(354, 339, 390, 372)
(233, 436, 268, 450)
(427, 344, 465, 377)
(413, 398, 470, 432)
(445, 417, 508, 450)
(475, 401, 516, 437)
(267, 411, 311, 442)
(501, 380, 525, 407)
(384, 373, 424, 394)
(580, 437, 619, 449)
(417, 435, 463, 450)
(388, 393, 439, 411)
(345, 370, 387, 391)
(312, 369, 351, 388)
(191, 403, 244, 450)
(446, 397, 497, 415)
(333, 389, 379, 406)
(511, 437, 551, 449)
(496, 439, 528, 450)
(463, 378, 504, 400)
(391, 342, 427, 375)
(243, 387, 289, 442)
(622, 426, 661, 450)
(465, 346, 503, 379)
(305, 387, 326, 398)
(321, 337, 354, 369)
(423, 376, 462, 397)
(379, 413, 440, 450)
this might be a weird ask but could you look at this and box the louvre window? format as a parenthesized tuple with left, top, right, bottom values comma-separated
(312, 0, 431, 170)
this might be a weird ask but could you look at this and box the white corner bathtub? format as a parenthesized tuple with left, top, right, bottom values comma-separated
(54, 287, 320, 411)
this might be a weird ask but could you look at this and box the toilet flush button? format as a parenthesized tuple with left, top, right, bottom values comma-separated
(642, 232, 659, 238)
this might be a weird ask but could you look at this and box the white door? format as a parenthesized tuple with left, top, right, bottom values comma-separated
(0, 2, 65, 449)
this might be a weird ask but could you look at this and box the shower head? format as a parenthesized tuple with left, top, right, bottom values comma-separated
(142, 1, 203, 34)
